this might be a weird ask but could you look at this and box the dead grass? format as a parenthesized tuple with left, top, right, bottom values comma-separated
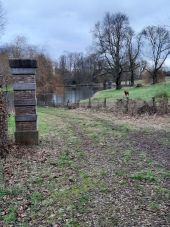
(0, 107, 170, 226)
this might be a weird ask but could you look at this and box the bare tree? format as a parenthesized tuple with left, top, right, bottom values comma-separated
(138, 59, 147, 79)
(0, 48, 10, 88)
(36, 52, 54, 94)
(126, 29, 142, 86)
(93, 12, 130, 89)
(9, 35, 37, 59)
(141, 26, 170, 84)
(0, 1, 9, 90)
(0, 1, 5, 35)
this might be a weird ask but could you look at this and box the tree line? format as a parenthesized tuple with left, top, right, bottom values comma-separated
(0, 10, 170, 93)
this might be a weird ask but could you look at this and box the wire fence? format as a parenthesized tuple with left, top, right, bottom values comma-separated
(6, 90, 170, 116)
(79, 96, 170, 115)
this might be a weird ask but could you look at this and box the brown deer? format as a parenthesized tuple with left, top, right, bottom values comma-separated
(124, 90, 129, 97)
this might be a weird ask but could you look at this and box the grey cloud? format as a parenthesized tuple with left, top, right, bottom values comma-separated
(1, 0, 170, 63)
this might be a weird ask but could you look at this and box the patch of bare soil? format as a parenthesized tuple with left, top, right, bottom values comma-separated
(129, 130, 170, 169)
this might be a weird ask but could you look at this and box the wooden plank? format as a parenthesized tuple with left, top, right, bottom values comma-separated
(15, 106, 36, 115)
(13, 83, 36, 91)
(9, 59, 37, 68)
(16, 121, 37, 131)
(15, 114, 37, 122)
(11, 68, 36, 75)
(14, 99, 36, 106)
(14, 90, 36, 100)
(13, 75, 35, 83)
(15, 131, 39, 145)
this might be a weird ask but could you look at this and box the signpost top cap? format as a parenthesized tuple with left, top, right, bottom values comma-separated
(9, 59, 37, 68)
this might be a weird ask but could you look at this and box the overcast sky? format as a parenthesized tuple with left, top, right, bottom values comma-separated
(1, 0, 170, 64)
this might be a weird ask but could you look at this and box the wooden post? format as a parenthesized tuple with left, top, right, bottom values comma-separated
(88, 98, 91, 108)
(126, 97, 129, 113)
(103, 98, 106, 108)
(67, 99, 70, 108)
(9, 59, 39, 145)
(152, 97, 157, 113)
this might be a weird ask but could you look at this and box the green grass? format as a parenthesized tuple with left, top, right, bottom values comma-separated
(81, 79, 170, 103)
(0, 187, 22, 198)
(130, 168, 170, 183)
(130, 170, 158, 182)
(148, 201, 160, 210)
(31, 192, 43, 207)
(3, 207, 17, 224)
(8, 107, 50, 136)
(8, 114, 15, 137)
(1, 84, 13, 92)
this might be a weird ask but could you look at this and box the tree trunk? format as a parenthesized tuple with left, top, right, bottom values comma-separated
(115, 74, 122, 90)
(130, 70, 135, 86)
(152, 71, 158, 84)
(103, 81, 107, 90)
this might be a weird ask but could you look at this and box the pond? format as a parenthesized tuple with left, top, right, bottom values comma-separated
(37, 85, 102, 106)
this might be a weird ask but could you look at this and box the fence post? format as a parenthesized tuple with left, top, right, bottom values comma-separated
(126, 97, 129, 113)
(103, 98, 106, 108)
(67, 99, 70, 108)
(87, 98, 91, 108)
(77, 100, 80, 108)
(152, 97, 157, 113)
(9, 59, 39, 145)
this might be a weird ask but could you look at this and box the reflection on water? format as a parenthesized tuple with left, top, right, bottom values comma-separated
(37, 86, 101, 106)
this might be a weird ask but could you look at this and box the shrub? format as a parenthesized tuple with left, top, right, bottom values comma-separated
(0, 90, 8, 157)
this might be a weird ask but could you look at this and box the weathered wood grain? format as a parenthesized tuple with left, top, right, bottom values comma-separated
(13, 83, 36, 91)
(9, 59, 37, 68)
(13, 75, 35, 84)
(15, 114, 37, 122)
(14, 99, 36, 106)
(11, 68, 36, 75)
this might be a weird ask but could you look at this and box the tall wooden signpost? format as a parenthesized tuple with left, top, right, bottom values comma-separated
(9, 59, 39, 145)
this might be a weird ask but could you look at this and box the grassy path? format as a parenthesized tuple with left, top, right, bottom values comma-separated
(1, 108, 170, 226)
